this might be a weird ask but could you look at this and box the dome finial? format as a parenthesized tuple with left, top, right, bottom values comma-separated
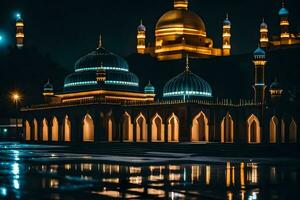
(185, 54, 190, 71)
(282, 0, 285, 8)
(140, 19, 143, 25)
(98, 34, 103, 48)
(226, 13, 229, 20)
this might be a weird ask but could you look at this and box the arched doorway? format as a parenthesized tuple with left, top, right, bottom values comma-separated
(83, 114, 94, 142)
(167, 113, 179, 142)
(25, 120, 31, 141)
(247, 115, 261, 144)
(107, 118, 113, 142)
(289, 118, 297, 143)
(123, 113, 133, 142)
(64, 115, 71, 142)
(281, 120, 285, 143)
(151, 114, 165, 142)
(33, 119, 38, 141)
(42, 118, 49, 141)
(221, 113, 234, 143)
(52, 117, 59, 141)
(269, 116, 278, 143)
(191, 112, 209, 142)
(135, 113, 147, 142)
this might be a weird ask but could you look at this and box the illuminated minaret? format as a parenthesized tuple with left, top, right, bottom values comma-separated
(253, 46, 267, 104)
(279, 1, 290, 41)
(16, 13, 24, 49)
(222, 14, 231, 56)
(137, 20, 146, 54)
(174, 0, 188, 10)
(259, 18, 269, 48)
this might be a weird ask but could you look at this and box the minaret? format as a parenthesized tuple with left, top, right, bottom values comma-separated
(16, 13, 24, 49)
(269, 78, 283, 104)
(260, 18, 269, 48)
(174, 0, 188, 10)
(222, 13, 231, 56)
(253, 46, 267, 104)
(137, 20, 146, 54)
(279, 1, 290, 41)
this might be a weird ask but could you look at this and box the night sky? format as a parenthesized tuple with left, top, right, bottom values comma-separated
(1, 0, 300, 69)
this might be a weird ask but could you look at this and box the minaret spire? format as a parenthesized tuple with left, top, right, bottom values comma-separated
(185, 54, 190, 71)
(98, 34, 103, 48)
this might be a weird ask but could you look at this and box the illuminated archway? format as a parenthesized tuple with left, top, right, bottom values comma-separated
(83, 114, 94, 142)
(64, 115, 71, 142)
(168, 113, 179, 142)
(281, 120, 285, 143)
(289, 118, 297, 143)
(42, 118, 49, 141)
(33, 119, 38, 141)
(151, 113, 165, 142)
(123, 112, 133, 142)
(269, 116, 278, 143)
(108, 118, 113, 142)
(135, 113, 147, 142)
(51, 117, 59, 141)
(221, 113, 234, 143)
(191, 112, 209, 142)
(25, 120, 31, 141)
(247, 114, 261, 144)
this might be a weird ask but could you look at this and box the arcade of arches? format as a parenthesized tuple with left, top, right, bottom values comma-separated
(23, 112, 298, 144)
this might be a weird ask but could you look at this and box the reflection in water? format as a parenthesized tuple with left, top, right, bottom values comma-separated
(0, 150, 299, 199)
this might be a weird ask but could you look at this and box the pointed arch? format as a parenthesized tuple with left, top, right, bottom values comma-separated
(221, 113, 234, 143)
(281, 120, 285, 143)
(83, 114, 94, 142)
(42, 118, 49, 141)
(135, 113, 147, 142)
(247, 114, 261, 144)
(51, 117, 59, 141)
(33, 118, 38, 141)
(269, 116, 278, 144)
(123, 112, 133, 142)
(64, 115, 71, 142)
(25, 120, 31, 141)
(289, 118, 297, 144)
(107, 117, 113, 142)
(191, 112, 209, 142)
(168, 113, 179, 142)
(151, 113, 165, 142)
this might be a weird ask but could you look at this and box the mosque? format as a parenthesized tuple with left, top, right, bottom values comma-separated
(21, 0, 298, 145)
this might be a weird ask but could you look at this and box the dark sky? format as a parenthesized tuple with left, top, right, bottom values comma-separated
(1, 0, 300, 69)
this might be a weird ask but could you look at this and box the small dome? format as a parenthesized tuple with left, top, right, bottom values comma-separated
(260, 21, 268, 29)
(156, 9, 206, 34)
(279, 7, 289, 16)
(163, 70, 212, 100)
(44, 80, 54, 92)
(254, 46, 265, 56)
(74, 47, 129, 72)
(137, 22, 146, 32)
(144, 81, 155, 94)
(223, 19, 231, 26)
(270, 79, 282, 90)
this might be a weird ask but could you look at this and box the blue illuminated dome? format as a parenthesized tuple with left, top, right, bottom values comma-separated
(64, 41, 140, 93)
(270, 78, 282, 91)
(254, 46, 265, 57)
(144, 81, 155, 94)
(279, 7, 289, 16)
(163, 64, 212, 100)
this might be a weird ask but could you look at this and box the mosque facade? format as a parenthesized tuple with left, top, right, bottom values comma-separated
(21, 0, 299, 145)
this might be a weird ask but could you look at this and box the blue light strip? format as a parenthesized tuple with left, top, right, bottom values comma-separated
(163, 91, 212, 97)
(64, 81, 97, 88)
(75, 66, 128, 72)
(105, 80, 139, 87)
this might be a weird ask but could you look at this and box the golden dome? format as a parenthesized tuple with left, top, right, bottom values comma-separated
(156, 9, 206, 35)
